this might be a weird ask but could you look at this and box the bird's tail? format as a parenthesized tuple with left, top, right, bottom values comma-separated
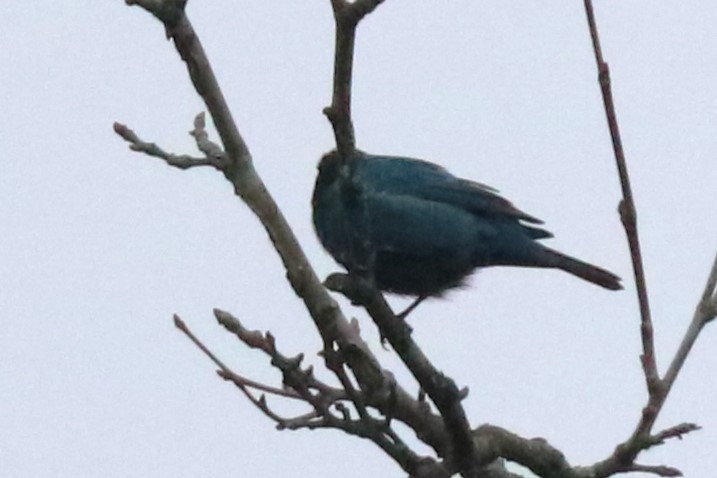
(540, 247, 622, 290)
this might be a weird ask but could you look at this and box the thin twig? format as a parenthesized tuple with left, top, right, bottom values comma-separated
(581, 4, 717, 477)
(213, 305, 426, 472)
(213, 310, 346, 412)
(662, 252, 717, 390)
(176, 314, 372, 431)
(323, 342, 371, 421)
(625, 463, 683, 477)
(113, 122, 224, 169)
(174, 314, 306, 427)
(174, 315, 232, 373)
(583, 0, 659, 395)
(174, 315, 299, 399)
(649, 423, 701, 446)
(324, 0, 385, 155)
(216, 369, 300, 425)
(698, 251, 717, 310)
(267, 351, 429, 476)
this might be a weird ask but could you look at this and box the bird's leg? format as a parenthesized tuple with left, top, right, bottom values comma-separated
(395, 295, 427, 320)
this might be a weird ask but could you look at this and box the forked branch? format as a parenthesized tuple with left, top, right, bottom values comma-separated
(583, 2, 714, 476)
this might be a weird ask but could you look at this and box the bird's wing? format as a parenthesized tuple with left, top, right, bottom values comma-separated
(358, 155, 545, 224)
(362, 191, 492, 260)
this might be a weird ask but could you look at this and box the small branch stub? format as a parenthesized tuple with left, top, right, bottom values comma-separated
(113, 120, 225, 169)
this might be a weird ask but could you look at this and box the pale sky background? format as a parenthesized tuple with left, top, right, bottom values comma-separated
(1, 2, 716, 477)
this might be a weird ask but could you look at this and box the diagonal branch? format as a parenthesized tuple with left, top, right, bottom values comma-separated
(214, 309, 346, 401)
(698, 251, 717, 312)
(174, 314, 305, 426)
(213, 309, 444, 476)
(661, 252, 717, 393)
(119, 3, 455, 468)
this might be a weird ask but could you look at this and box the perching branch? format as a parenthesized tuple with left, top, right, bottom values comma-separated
(119, 0, 381, 411)
(321, 4, 488, 475)
(325, 273, 480, 477)
(118, 2, 453, 474)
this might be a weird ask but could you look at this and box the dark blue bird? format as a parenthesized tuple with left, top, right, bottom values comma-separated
(312, 151, 621, 308)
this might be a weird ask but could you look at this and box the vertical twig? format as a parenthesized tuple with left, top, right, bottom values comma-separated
(324, 0, 385, 156)
(324, 1, 356, 155)
(584, 5, 716, 474)
(583, 0, 659, 393)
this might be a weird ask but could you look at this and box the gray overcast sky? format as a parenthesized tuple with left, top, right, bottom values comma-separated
(1, 2, 715, 477)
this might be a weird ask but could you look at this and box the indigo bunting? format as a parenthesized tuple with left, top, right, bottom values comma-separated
(312, 151, 621, 306)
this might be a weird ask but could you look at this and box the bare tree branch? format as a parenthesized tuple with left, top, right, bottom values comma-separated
(213, 309, 450, 476)
(624, 463, 683, 477)
(662, 252, 717, 391)
(114, 120, 225, 169)
(119, 4, 427, 444)
(583, 0, 659, 395)
(324, 0, 385, 155)
(325, 274, 481, 477)
(583, 3, 714, 477)
(649, 423, 701, 447)
(174, 314, 305, 426)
